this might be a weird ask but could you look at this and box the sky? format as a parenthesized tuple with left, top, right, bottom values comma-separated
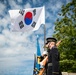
(0, 0, 72, 75)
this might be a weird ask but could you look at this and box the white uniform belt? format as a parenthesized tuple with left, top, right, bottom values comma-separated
(52, 72, 59, 74)
(48, 63, 52, 66)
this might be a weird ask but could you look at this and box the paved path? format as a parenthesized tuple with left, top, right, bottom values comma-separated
(62, 72, 76, 75)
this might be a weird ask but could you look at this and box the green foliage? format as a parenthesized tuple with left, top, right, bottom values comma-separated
(60, 60, 76, 72)
(53, 0, 76, 72)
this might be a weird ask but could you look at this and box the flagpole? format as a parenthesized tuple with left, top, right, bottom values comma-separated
(44, 24, 46, 51)
(33, 53, 36, 75)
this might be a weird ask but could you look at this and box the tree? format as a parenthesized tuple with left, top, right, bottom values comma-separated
(53, 0, 76, 72)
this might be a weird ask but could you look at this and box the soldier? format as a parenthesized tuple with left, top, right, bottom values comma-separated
(39, 50, 48, 75)
(46, 37, 62, 75)
(39, 42, 49, 75)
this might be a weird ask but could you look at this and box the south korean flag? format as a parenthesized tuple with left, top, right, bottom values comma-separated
(9, 6, 45, 32)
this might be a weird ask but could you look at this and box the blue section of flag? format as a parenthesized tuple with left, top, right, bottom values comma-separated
(33, 36, 41, 75)
(37, 36, 41, 56)
(24, 18, 32, 25)
(36, 36, 41, 70)
(36, 62, 40, 71)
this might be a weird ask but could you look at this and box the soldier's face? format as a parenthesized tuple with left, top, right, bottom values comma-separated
(48, 42, 55, 48)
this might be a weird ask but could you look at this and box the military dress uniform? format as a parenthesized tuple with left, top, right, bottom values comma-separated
(46, 37, 61, 75)
(47, 47, 60, 75)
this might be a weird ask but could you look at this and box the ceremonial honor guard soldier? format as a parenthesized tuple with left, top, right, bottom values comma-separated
(46, 37, 62, 75)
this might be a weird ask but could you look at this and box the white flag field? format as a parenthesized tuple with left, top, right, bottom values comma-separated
(9, 6, 45, 32)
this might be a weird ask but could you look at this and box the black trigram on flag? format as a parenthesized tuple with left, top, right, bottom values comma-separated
(31, 21, 36, 28)
(19, 9, 25, 16)
(19, 21, 24, 29)
(33, 9, 36, 16)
